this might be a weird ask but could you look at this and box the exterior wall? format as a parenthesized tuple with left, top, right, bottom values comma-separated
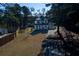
(34, 22, 48, 30)
(34, 25, 48, 30)
(0, 33, 15, 46)
(34, 17, 48, 30)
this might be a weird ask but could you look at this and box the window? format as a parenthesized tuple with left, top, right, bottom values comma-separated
(34, 25, 37, 29)
(35, 21, 37, 24)
(40, 25, 42, 29)
(38, 25, 39, 30)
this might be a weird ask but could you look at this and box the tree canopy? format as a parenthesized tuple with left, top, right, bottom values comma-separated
(46, 3, 79, 34)
(0, 3, 32, 32)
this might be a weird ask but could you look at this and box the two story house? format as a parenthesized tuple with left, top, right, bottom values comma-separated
(34, 14, 48, 32)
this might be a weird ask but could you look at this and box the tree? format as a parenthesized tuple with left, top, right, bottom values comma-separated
(42, 8, 45, 15)
(3, 3, 22, 32)
(0, 3, 32, 33)
(22, 6, 32, 28)
(30, 7, 35, 12)
(46, 4, 63, 34)
(46, 4, 76, 32)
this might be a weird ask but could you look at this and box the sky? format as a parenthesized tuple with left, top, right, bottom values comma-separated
(19, 3, 51, 14)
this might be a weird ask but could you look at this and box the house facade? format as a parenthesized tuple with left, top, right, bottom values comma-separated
(34, 15, 48, 32)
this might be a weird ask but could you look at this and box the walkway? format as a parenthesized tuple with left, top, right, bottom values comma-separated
(0, 29, 46, 56)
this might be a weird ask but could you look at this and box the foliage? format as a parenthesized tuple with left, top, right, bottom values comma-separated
(0, 3, 32, 32)
(46, 3, 79, 33)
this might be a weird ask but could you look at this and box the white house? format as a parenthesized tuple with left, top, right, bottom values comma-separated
(34, 15, 48, 31)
